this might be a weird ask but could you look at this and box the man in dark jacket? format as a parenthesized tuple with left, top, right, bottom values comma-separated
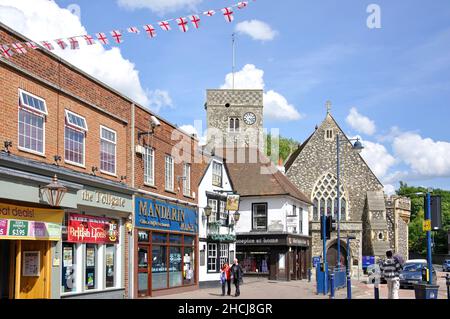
(231, 258, 244, 297)
(380, 250, 402, 299)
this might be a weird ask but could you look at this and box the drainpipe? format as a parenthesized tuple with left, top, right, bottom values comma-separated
(129, 103, 135, 299)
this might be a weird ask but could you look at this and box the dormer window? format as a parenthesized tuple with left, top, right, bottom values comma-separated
(325, 129, 334, 141)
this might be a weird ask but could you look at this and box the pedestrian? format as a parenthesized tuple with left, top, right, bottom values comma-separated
(220, 263, 231, 296)
(380, 250, 402, 299)
(230, 258, 244, 297)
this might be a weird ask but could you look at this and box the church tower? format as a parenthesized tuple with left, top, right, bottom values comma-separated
(205, 89, 264, 150)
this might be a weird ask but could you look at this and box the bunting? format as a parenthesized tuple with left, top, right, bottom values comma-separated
(0, 1, 256, 58)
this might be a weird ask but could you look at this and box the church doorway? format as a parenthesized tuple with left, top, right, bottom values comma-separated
(326, 242, 348, 270)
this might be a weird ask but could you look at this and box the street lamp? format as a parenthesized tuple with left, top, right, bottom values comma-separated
(40, 174, 67, 207)
(204, 205, 212, 220)
(336, 133, 364, 270)
(233, 211, 240, 223)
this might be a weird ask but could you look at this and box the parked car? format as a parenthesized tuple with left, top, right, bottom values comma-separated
(399, 260, 437, 289)
(443, 259, 450, 272)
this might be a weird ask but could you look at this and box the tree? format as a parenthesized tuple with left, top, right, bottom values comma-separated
(397, 182, 450, 254)
(265, 134, 300, 164)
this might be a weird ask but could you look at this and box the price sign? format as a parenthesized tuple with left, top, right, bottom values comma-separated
(423, 220, 431, 232)
(9, 220, 29, 237)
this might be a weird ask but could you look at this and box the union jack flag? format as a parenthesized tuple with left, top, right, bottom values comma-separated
(127, 26, 140, 34)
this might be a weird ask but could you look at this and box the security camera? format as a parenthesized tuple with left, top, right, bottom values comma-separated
(150, 116, 161, 128)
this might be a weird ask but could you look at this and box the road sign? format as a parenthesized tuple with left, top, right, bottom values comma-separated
(313, 256, 321, 268)
(423, 219, 431, 232)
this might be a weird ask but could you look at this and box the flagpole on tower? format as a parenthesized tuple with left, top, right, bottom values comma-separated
(232, 32, 236, 90)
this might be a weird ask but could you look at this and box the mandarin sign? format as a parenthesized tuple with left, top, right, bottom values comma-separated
(135, 197, 198, 234)
(67, 213, 119, 244)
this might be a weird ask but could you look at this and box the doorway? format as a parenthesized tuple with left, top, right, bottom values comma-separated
(0, 240, 51, 299)
(326, 242, 347, 270)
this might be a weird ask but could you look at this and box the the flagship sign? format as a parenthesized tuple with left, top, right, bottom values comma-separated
(135, 197, 198, 234)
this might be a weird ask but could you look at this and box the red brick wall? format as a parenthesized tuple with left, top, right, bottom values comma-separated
(0, 64, 128, 182)
(134, 106, 200, 204)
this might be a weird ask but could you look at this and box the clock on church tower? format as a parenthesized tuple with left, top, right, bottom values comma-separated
(243, 112, 257, 125)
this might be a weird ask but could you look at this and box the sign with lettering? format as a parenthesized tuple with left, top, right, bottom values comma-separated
(77, 188, 132, 212)
(0, 203, 64, 223)
(67, 213, 119, 244)
(0, 218, 61, 241)
(225, 195, 240, 211)
(135, 197, 198, 234)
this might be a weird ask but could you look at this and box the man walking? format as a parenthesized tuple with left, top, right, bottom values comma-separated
(380, 250, 402, 299)
(231, 258, 243, 297)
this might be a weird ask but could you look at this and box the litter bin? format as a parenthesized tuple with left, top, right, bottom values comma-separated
(414, 283, 440, 299)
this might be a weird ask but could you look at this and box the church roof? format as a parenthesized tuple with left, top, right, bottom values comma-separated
(220, 147, 312, 205)
(284, 111, 384, 187)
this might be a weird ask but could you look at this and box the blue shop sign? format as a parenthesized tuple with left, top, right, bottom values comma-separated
(362, 256, 375, 268)
(135, 197, 198, 234)
(313, 256, 321, 268)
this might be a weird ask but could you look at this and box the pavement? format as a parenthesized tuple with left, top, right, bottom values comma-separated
(153, 272, 449, 299)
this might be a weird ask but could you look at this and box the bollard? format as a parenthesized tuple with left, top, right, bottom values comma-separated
(308, 268, 312, 282)
(447, 274, 450, 300)
(330, 273, 335, 299)
(346, 274, 352, 299)
(374, 285, 380, 299)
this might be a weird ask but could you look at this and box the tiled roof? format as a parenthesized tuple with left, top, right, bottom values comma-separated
(220, 147, 312, 205)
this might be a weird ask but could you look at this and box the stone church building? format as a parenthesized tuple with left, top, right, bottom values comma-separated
(284, 110, 411, 273)
(203, 87, 410, 274)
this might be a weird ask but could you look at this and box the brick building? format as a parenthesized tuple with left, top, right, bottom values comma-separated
(0, 23, 200, 299)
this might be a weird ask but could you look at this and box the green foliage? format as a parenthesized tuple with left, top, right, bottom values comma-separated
(207, 234, 236, 242)
(397, 182, 450, 254)
(265, 134, 300, 164)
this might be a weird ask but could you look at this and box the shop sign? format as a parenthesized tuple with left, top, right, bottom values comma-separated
(0, 203, 64, 224)
(236, 237, 284, 246)
(78, 188, 132, 211)
(225, 195, 240, 211)
(67, 213, 119, 244)
(135, 197, 198, 234)
(287, 237, 308, 246)
(0, 218, 61, 241)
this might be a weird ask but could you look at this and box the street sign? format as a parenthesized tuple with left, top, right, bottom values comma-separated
(313, 256, 321, 268)
(423, 219, 431, 232)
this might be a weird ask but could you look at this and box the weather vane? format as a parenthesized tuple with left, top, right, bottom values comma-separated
(326, 100, 332, 113)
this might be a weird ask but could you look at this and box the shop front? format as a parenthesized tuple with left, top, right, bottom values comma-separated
(60, 187, 133, 299)
(134, 196, 198, 297)
(236, 233, 311, 281)
(0, 202, 64, 299)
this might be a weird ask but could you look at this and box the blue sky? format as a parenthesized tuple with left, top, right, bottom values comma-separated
(1, 0, 449, 192)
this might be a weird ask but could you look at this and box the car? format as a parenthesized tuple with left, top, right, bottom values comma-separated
(399, 261, 437, 289)
(443, 259, 450, 272)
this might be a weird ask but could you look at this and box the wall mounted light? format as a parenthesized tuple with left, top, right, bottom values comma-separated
(40, 174, 67, 207)
(3, 140, 12, 154)
(125, 214, 133, 234)
(234, 211, 241, 223)
(91, 166, 98, 176)
(53, 155, 62, 166)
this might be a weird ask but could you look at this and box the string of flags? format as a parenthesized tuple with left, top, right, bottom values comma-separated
(0, 1, 255, 59)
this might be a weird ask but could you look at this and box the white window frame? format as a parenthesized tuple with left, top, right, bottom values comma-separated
(104, 244, 117, 289)
(100, 125, 117, 176)
(65, 109, 88, 132)
(17, 89, 47, 156)
(183, 163, 191, 196)
(144, 146, 155, 186)
(219, 244, 229, 267)
(19, 89, 48, 116)
(212, 161, 223, 187)
(207, 199, 218, 223)
(165, 155, 174, 191)
(64, 126, 86, 167)
(207, 243, 218, 273)
(252, 203, 268, 231)
(219, 200, 227, 221)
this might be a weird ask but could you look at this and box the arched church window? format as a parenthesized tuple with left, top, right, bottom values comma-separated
(312, 173, 348, 222)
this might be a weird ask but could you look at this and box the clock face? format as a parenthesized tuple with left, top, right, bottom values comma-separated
(243, 112, 257, 125)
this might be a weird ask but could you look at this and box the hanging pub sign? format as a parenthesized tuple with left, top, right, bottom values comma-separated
(67, 213, 119, 244)
(225, 194, 240, 211)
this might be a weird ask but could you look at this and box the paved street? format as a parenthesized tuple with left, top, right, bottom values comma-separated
(154, 272, 449, 299)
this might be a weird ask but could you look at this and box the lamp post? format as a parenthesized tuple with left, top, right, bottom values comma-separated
(40, 174, 67, 207)
(336, 133, 364, 269)
(425, 192, 433, 285)
(345, 236, 356, 299)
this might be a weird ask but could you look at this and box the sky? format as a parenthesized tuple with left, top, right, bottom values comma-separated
(0, 0, 449, 193)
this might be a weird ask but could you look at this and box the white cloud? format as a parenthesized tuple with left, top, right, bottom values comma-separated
(235, 20, 278, 42)
(147, 89, 173, 112)
(0, 0, 167, 110)
(221, 64, 302, 121)
(393, 132, 450, 178)
(384, 184, 396, 196)
(359, 139, 397, 179)
(346, 107, 376, 135)
(117, 0, 202, 15)
(178, 124, 206, 145)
